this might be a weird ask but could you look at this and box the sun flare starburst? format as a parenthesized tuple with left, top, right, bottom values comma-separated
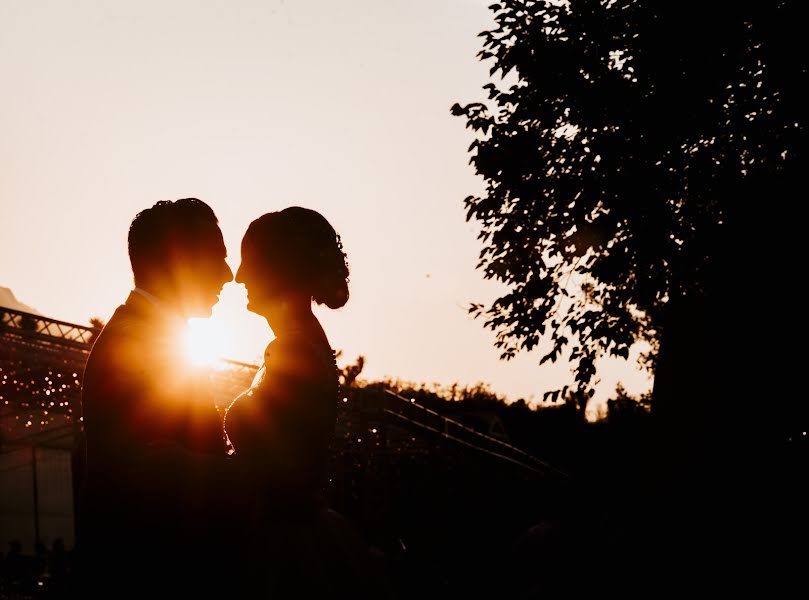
(183, 317, 229, 367)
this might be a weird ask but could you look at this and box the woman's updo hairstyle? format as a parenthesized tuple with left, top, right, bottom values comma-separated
(244, 207, 350, 309)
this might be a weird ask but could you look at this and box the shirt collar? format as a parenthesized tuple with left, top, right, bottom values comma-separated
(131, 287, 186, 324)
(133, 286, 164, 308)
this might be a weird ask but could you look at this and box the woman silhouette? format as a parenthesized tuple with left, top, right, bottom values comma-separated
(225, 207, 388, 598)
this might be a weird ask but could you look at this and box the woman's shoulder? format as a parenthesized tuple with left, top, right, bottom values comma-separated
(263, 332, 336, 377)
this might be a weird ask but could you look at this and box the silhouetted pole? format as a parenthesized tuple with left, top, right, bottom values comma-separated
(31, 445, 41, 545)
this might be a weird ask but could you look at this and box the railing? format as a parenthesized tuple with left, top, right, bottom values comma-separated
(378, 389, 565, 476)
(1, 306, 88, 449)
(0, 306, 97, 350)
(1, 305, 560, 476)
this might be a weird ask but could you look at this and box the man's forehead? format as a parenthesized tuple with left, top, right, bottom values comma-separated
(186, 220, 226, 253)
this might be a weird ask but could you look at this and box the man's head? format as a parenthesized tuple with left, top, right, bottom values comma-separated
(128, 198, 233, 317)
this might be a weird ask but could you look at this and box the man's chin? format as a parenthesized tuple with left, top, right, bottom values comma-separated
(183, 298, 217, 319)
(196, 306, 215, 318)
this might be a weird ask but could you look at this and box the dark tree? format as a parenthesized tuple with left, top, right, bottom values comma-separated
(605, 383, 650, 425)
(18, 314, 38, 333)
(87, 317, 105, 346)
(452, 0, 804, 397)
(453, 2, 805, 587)
(335, 351, 366, 389)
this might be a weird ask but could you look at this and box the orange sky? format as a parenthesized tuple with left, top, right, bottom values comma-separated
(0, 0, 651, 415)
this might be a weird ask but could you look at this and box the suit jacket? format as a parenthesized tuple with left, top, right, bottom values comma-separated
(77, 290, 230, 591)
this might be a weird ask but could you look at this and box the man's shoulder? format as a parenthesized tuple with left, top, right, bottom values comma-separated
(84, 304, 154, 376)
(89, 305, 140, 348)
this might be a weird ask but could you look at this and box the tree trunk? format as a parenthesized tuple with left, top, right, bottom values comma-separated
(649, 168, 805, 591)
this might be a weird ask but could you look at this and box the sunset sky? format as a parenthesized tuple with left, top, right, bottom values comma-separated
(1, 0, 651, 414)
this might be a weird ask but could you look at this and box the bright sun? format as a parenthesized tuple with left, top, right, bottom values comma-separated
(183, 317, 229, 367)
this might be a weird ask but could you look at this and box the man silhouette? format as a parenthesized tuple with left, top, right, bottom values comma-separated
(77, 198, 234, 595)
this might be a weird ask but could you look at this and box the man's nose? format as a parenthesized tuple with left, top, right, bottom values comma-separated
(223, 261, 234, 283)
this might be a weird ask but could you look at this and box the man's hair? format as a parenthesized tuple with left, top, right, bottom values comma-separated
(128, 198, 219, 285)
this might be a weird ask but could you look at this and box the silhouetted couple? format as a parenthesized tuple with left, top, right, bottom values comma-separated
(77, 199, 387, 598)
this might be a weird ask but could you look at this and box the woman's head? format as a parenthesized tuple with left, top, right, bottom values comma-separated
(236, 207, 349, 314)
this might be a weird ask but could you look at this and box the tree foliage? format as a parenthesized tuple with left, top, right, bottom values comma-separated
(452, 0, 804, 394)
(87, 316, 105, 346)
(335, 350, 366, 389)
